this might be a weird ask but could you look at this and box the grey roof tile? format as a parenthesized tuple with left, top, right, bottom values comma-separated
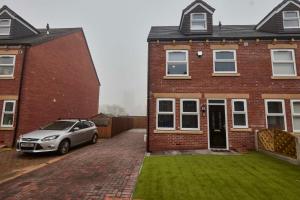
(0, 28, 82, 45)
(148, 25, 300, 41)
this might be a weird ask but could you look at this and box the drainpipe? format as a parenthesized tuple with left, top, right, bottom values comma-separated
(146, 43, 150, 153)
(12, 45, 28, 147)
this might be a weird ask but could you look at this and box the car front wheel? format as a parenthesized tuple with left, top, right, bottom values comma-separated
(57, 140, 70, 155)
(91, 134, 98, 144)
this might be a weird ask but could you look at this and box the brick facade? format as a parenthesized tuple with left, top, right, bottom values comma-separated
(148, 40, 300, 152)
(0, 31, 100, 147)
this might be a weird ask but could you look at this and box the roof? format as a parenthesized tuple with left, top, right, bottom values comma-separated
(0, 5, 40, 34)
(182, 0, 215, 14)
(256, 0, 300, 30)
(0, 28, 82, 45)
(148, 25, 300, 42)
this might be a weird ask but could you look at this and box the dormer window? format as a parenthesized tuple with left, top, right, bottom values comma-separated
(0, 19, 11, 35)
(283, 11, 300, 29)
(190, 13, 207, 31)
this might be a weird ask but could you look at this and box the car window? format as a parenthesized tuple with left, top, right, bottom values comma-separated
(42, 121, 76, 131)
(82, 121, 90, 129)
(72, 122, 82, 130)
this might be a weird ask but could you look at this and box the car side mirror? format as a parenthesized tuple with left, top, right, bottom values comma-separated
(73, 127, 80, 132)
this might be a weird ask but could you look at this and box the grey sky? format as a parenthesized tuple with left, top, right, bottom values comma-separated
(0, 0, 282, 115)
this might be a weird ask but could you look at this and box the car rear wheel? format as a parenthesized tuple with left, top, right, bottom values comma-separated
(57, 140, 70, 155)
(91, 134, 98, 144)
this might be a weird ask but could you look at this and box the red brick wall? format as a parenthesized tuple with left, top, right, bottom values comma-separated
(0, 49, 24, 146)
(15, 31, 100, 142)
(148, 40, 300, 152)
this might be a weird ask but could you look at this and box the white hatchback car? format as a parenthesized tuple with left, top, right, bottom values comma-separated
(16, 119, 99, 155)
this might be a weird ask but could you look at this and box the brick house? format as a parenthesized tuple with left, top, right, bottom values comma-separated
(0, 6, 100, 147)
(147, 0, 300, 152)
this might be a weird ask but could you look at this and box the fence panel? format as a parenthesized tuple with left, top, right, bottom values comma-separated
(258, 129, 297, 159)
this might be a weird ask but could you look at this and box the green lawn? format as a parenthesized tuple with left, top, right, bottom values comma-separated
(133, 152, 300, 200)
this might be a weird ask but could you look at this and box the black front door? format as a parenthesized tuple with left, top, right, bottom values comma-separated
(209, 105, 227, 149)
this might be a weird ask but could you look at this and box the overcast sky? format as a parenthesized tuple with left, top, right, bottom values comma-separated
(0, 0, 283, 115)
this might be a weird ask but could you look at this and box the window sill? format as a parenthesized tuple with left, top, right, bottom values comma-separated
(154, 130, 203, 135)
(212, 73, 240, 77)
(230, 128, 252, 132)
(0, 127, 15, 131)
(271, 76, 300, 80)
(163, 76, 192, 80)
(0, 76, 15, 80)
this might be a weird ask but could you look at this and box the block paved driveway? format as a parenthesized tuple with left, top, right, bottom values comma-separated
(0, 129, 146, 200)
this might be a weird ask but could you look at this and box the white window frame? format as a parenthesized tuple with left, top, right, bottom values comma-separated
(264, 99, 287, 131)
(166, 50, 189, 77)
(213, 50, 237, 74)
(291, 100, 300, 133)
(283, 11, 300, 29)
(0, 19, 11, 36)
(180, 99, 200, 131)
(1, 100, 16, 128)
(190, 13, 207, 31)
(232, 99, 248, 129)
(271, 49, 297, 77)
(156, 98, 176, 130)
(0, 55, 16, 78)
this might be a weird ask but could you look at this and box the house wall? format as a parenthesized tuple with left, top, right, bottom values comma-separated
(12, 31, 100, 145)
(148, 40, 300, 152)
(0, 48, 24, 146)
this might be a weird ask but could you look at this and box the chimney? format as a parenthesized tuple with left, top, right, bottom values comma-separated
(219, 21, 222, 30)
(46, 23, 50, 35)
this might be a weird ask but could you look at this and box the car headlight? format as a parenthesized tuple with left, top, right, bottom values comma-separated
(41, 135, 60, 142)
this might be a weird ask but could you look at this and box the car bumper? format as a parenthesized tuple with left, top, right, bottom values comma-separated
(16, 140, 59, 153)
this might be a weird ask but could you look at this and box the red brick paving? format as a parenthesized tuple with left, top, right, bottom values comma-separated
(0, 129, 145, 200)
(0, 148, 60, 182)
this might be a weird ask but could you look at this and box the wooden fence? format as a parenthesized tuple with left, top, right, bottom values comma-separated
(92, 116, 147, 138)
(257, 129, 299, 159)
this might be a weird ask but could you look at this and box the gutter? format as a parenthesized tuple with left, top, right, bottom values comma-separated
(146, 43, 150, 153)
(147, 35, 300, 42)
(12, 45, 28, 147)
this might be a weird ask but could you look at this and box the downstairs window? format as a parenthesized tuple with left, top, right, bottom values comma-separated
(232, 99, 248, 129)
(291, 100, 300, 132)
(157, 99, 175, 130)
(265, 100, 286, 131)
(180, 99, 200, 130)
(1, 100, 16, 128)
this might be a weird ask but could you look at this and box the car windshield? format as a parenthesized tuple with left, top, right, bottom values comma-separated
(41, 121, 76, 131)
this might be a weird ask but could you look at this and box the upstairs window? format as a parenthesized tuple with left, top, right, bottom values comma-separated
(190, 13, 207, 31)
(232, 99, 248, 129)
(180, 99, 200, 130)
(166, 50, 189, 76)
(271, 49, 296, 76)
(156, 99, 175, 130)
(265, 100, 286, 131)
(283, 11, 300, 29)
(0, 55, 15, 78)
(213, 50, 237, 73)
(1, 100, 16, 128)
(0, 19, 11, 35)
